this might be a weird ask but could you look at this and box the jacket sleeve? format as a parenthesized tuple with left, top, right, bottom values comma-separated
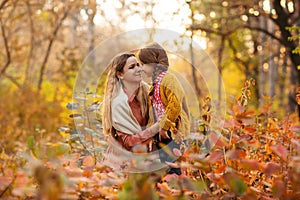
(116, 123, 159, 151)
(159, 74, 183, 131)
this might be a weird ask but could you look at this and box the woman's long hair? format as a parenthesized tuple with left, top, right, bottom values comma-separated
(102, 53, 148, 135)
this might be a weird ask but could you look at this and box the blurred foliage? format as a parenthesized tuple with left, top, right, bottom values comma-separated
(0, 86, 64, 153)
(1, 0, 300, 199)
(287, 26, 300, 55)
(1, 80, 300, 199)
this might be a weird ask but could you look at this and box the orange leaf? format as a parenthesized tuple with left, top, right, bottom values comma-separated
(14, 172, 30, 187)
(82, 169, 93, 178)
(215, 164, 226, 173)
(82, 155, 95, 167)
(240, 159, 259, 170)
(244, 126, 256, 133)
(247, 139, 261, 149)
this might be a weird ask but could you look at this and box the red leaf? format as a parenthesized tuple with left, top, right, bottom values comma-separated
(205, 150, 223, 163)
(206, 172, 222, 183)
(207, 131, 228, 148)
(226, 149, 246, 160)
(271, 144, 288, 161)
(0, 176, 13, 189)
(272, 178, 285, 198)
(291, 139, 300, 153)
(223, 119, 235, 129)
(232, 105, 245, 115)
(264, 162, 281, 176)
(290, 125, 300, 132)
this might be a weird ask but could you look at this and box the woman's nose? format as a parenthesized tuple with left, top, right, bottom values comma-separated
(137, 65, 142, 71)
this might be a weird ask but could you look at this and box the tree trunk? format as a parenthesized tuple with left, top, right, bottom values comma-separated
(258, 15, 266, 107)
(272, 0, 300, 116)
(267, 10, 276, 98)
(37, 8, 69, 91)
(217, 36, 225, 102)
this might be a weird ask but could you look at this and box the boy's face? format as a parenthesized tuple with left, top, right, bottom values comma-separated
(141, 63, 154, 78)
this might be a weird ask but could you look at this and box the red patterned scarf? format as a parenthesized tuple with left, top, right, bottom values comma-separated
(151, 71, 167, 120)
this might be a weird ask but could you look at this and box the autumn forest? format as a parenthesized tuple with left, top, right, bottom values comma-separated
(0, 0, 300, 199)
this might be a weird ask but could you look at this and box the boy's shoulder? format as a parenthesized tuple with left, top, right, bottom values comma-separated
(162, 72, 179, 84)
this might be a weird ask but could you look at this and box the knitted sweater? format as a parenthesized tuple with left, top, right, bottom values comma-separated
(148, 72, 190, 142)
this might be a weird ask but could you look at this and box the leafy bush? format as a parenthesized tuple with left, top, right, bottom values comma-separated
(0, 87, 64, 153)
(0, 80, 300, 199)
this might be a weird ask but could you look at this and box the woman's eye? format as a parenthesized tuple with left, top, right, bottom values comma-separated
(129, 63, 139, 69)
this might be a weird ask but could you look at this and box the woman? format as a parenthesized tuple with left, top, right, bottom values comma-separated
(138, 42, 190, 176)
(101, 53, 160, 169)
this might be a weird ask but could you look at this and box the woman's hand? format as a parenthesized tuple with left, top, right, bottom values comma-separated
(157, 115, 162, 122)
(159, 129, 170, 141)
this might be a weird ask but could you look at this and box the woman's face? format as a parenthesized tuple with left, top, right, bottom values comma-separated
(141, 63, 154, 77)
(118, 56, 142, 83)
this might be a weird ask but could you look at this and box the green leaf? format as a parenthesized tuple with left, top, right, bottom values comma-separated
(182, 178, 207, 193)
(224, 172, 247, 195)
(27, 135, 35, 150)
(46, 143, 70, 158)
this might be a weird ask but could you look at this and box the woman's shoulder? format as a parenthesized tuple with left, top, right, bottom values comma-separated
(112, 87, 127, 106)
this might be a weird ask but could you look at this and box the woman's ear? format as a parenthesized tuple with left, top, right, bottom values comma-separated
(116, 71, 123, 79)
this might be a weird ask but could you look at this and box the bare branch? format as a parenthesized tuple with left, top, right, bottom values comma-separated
(23, 0, 35, 86)
(2, 72, 21, 88)
(0, 0, 9, 10)
(37, 8, 70, 90)
(242, 24, 283, 44)
(0, 19, 11, 76)
(189, 25, 236, 36)
(227, 37, 246, 71)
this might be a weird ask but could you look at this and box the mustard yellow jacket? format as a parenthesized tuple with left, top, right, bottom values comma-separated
(148, 72, 190, 143)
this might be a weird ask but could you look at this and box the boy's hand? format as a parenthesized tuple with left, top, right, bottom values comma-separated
(159, 129, 170, 141)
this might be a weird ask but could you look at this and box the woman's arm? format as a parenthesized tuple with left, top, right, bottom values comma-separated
(116, 122, 159, 151)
